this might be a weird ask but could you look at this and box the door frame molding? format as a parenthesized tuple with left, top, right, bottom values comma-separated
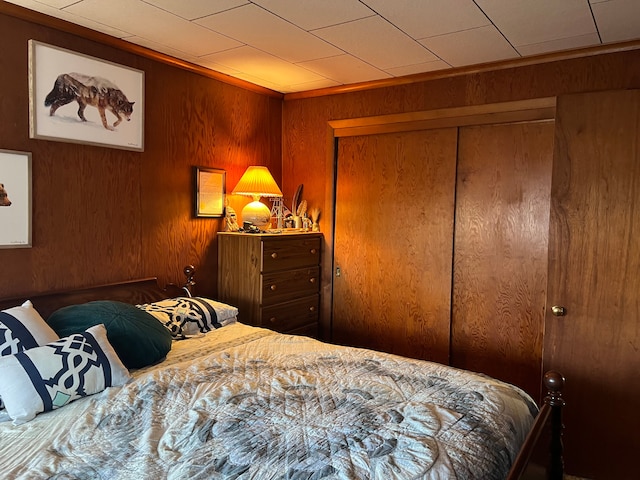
(320, 98, 557, 339)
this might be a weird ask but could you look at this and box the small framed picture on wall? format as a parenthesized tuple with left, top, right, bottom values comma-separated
(195, 167, 225, 218)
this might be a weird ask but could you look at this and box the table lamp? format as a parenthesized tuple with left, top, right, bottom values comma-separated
(231, 166, 283, 227)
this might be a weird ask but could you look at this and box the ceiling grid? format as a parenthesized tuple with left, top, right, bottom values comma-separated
(4, 0, 639, 93)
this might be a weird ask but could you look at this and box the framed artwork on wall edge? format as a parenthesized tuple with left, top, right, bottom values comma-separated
(0, 149, 32, 248)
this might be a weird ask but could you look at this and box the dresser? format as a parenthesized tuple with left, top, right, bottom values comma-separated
(217, 232, 322, 337)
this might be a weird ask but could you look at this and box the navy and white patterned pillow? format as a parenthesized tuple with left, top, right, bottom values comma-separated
(137, 297, 237, 337)
(0, 324, 131, 424)
(0, 301, 59, 410)
(0, 301, 58, 356)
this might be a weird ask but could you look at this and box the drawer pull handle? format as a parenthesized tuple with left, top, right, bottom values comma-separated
(309, 277, 316, 284)
(271, 252, 278, 259)
(269, 317, 277, 323)
(309, 306, 316, 312)
(270, 284, 277, 291)
(310, 248, 317, 254)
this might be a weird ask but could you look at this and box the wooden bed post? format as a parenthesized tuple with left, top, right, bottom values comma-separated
(505, 370, 565, 480)
(182, 264, 196, 297)
(162, 265, 197, 298)
(544, 371, 565, 480)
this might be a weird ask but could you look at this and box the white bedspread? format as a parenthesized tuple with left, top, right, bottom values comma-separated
(0, 323, 537, 479)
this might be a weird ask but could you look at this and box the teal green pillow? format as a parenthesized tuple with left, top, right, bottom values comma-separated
(47, 301, 172, 369)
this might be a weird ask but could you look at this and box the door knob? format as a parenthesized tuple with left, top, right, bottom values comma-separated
(551, 305, 566, 316)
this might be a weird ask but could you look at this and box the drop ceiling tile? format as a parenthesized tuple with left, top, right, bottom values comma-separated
(231, 73, 290, 92)
(195, 4, 341, 63)
(476, 0, 596, 47)
(65, 0, 243, 56)
(314, 16, 438, 70)
(200, 46, 326, 85)
(517, 33, 601, 57)
(60, 17, 131, 39)
(62, 0, 159, 32)
(125, 35, 201, 64)
(384, 60, 452, 77)
(192, 59, 242, 77)
(4, 0, 131, 37)
(297, 54, 391, 85)
(421, 26, 519, 67)
(362, 0, 490, 39)
(253, 0, 375, 30)
(242, 74, 340, 94)
(26, 0, 77, 7)
(144, 0, 248, 21)
(286, 77, 342, 92)
(592, 0, 640, 43)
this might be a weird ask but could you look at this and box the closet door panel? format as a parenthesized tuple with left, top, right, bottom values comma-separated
(452, 122, 555, 398)
(544, 90, 640, 479)
(332, 129, 458, 363)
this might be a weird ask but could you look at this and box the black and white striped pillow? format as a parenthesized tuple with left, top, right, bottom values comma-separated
(137, 297, 237, 337)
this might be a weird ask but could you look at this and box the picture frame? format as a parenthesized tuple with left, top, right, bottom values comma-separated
(195, 167, 225, 218)
(0, 150, 32, 248)
(28, 40, 145, 152)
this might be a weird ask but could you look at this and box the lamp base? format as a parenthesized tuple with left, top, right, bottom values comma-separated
(241, 200, 271, 227)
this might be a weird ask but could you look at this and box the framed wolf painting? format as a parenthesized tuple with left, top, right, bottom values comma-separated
(0, 150, 32, 249)
(28, 40, 144, 152)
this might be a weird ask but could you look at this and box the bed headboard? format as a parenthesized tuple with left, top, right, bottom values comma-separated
(0, 266, 195, 320)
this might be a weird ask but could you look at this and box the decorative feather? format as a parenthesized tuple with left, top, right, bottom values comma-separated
(291, 184, 303, 216)
(310, 207, 321, 223)
(297, 199, 307, 217)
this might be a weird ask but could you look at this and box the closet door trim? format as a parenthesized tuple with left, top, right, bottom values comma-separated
(329, 98, 556, 137)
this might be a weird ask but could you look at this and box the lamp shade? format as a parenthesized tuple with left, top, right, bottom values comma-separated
(231, 166, 283, 198)
(232, 166, 282, 227)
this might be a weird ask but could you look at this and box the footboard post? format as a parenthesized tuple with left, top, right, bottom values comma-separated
(544, 371, 565, 480)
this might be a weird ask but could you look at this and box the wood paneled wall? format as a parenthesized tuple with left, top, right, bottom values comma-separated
(282, 46, 640, 379)
(0, 10, 282, 299)
(283, 48, 640, 240)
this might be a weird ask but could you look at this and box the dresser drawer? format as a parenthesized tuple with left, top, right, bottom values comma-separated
(218, 232, 322, 335)
(261, 294, 319, 333)
(262, 237, 321, 272)
(261, 266, 320, 305)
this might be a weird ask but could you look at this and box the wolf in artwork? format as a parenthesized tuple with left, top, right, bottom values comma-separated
(0, 183, 11, 206)
(44, 73, 135, 131)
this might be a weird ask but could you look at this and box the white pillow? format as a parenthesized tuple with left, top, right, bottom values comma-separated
(1, 300, 59, 410)
(137, 297, 237, 337)
(0, 324, 131, 424)
(1, 300, 58, 355)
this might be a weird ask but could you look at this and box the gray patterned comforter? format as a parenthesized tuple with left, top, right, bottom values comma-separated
(0, 324, 537, 479)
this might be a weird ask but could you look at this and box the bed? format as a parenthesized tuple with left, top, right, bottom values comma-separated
(0, 268, 564, 479)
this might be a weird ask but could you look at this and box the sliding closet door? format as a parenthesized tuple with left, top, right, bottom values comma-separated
(332, 128, 457, 364)
(544, 90, 640, 479)
(452, 121, 555, 398)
